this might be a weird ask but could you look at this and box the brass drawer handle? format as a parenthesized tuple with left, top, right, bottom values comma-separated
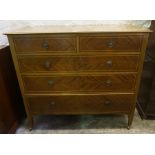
(50, 102, 55, 105)
(44, 61, 51, 69)
(106, 60, 113, 67)
(42, 42, 49, 49)
(48, 80, 54, 86)
(107, 40, 114, 48)
(80, 63, 87, 68)
(105, 80, 112, 86)
(104, 100, 111, 106)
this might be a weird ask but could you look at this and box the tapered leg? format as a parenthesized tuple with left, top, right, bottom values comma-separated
(127, 109, 135, 130)
(28, 116, 33, 131)
(127, 115, 131, 130)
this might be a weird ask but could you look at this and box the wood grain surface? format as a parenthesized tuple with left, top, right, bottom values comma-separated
(7, 30, 149, 129)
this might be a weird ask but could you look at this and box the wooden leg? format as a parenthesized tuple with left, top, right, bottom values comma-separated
(127, 120, 131, 130)
(28, 116, 33, 131)
(127, 109, 135, 130)
(127, 114, 131, 130)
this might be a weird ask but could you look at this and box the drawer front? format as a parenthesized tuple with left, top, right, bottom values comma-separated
(79, 35, 143, 52)
(22, 74, 136, 93)
(27, 94, 134, 115)
(18, 55, 140, 73)
(13, 36, 76, 53)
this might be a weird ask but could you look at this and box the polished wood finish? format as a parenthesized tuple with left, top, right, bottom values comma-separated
(27, 94, 134, 115)
(18, 55, 140, 73)
(79, 35, 143, 52)
(22, 74, 136, 93)
(6, 26, 150, 130)
(14, 35, 76, 53)
(0, 46, 25, 133)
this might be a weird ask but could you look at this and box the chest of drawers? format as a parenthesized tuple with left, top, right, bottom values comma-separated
(6, 25, 150, 130)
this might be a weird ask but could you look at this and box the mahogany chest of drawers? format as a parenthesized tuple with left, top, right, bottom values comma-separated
(6, 25, 150, 130)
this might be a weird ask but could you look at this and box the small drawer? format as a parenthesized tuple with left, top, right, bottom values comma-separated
(13, 35, 77, 53)
(79, 35, 143, 52)
(18, 54, 140, 73)
(27, 94, 134, 115)
(22, 74, 136, 93)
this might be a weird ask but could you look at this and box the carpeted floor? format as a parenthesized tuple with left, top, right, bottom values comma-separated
(16, 110, 155, 134)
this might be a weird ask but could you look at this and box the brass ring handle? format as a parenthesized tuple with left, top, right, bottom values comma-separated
(107, 40, 114, 48)
(48, 80, 54, 86)
(80, 63, 87, 68)
(42, 42, 49, 49)
(106, 60, 113, 67)
(104, 100, 111, 106)
(50, 102, 55, 105)
(105, 79, 112, 86)
(44, 61, 51, 69)
(79, 57, 87, 68)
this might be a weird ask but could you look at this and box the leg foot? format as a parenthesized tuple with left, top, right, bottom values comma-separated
(127, 112, 134, 130)
(28, 116, 33, 131)
(127, 125, 130, 130)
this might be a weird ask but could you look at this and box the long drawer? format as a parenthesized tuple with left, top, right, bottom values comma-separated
(13, 35, 77, 53)
(22, 74, 136, 93)
(79, 35, 143, 52)
(27, 94, 134, 115)
(18, 55, 140, 73)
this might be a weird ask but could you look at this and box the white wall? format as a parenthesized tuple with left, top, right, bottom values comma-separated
(0, 20, 151, 46)
(0, 20, 28, 45)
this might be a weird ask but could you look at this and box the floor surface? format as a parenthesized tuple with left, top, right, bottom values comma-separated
(16, 110, 155, 134)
